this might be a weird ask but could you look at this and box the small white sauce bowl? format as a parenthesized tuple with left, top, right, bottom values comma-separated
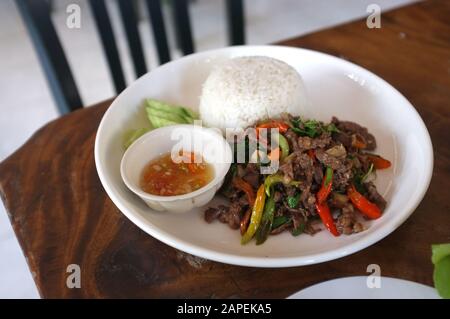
(120, 124, 232, 213)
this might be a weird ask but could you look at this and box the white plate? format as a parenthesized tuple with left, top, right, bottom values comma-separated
(95, 45, 433, 268)
(288, 276, 440, 299)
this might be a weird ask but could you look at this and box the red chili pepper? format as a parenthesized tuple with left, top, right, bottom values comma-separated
(351, 134, 367, 149)
(366, 154, 391, 169)
(307, 149, 316, 161)
(317, 167, 333, 204)
(233, 177, 255, 206)
(240, 209, 252, 235)
(256, 120, 290, 138)
(315, 202, 339, 236)
(347, 184, 382, 219)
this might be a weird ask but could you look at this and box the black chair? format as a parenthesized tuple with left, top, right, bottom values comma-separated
(15, 0, 245, 114)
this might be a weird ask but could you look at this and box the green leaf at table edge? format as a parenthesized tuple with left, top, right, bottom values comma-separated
(431, 243, 450, 299)
(432, 243, 450, 264)
(433, 256, 450, 299)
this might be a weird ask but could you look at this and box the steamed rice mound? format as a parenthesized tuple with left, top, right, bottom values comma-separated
(199, 56, 308, 132)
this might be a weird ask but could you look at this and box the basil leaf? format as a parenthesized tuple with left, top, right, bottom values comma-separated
(272, 216, 291, 229)
(291, 223, 305, 237)
(326, 123, 340, 133)
(287, 192, 300, 208)
(361, 163, 374, 183)
(352, 168, 367, 194)
(303, 120, 322, 138)
(290, 127, 306, 135)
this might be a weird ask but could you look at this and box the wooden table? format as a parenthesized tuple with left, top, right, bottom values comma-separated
(1, 0, 449, 298)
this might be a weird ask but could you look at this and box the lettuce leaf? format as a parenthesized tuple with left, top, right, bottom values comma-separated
(123, 99, 198, 149)
(432, 243, 450, 299)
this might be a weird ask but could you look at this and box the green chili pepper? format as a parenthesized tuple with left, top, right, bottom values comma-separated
(255, 195, 276, 245)
(264, 174, 284, 196)
(317, 167, 333, 204)
(278, 134, 290, 161)
(324, 166, 333, 186)
(241, 185, 266, 245)
(264, 174, 301, 197)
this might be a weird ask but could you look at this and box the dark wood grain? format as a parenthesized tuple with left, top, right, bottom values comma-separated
(1, 0, 449, 298)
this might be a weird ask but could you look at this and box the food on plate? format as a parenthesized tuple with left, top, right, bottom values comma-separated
(205, 115, 391, 244)
(122, 56, 391, 245)
(123, 99, 198, 149)
(140, 151, 214, 196)
(199, 56, 309, 132)
(146, 99, 198, 128)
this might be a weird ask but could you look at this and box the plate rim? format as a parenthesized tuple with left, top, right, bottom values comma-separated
(94, 45, 434, 268)
(287, 276, 439, 299)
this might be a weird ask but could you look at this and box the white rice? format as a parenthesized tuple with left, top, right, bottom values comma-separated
(199, 56, 308, 132)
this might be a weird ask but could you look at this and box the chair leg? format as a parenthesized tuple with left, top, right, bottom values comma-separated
(89, 0, 126, 94)
(145, 0, 171, 64)
(226, 0, 245, 45)
(170, 0, 195, 55)
(15, 0, 83, 113)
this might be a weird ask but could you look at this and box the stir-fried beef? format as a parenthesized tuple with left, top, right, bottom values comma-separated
(297, 132, 331, 151)
(313, 164, 324, 185)
(270, 222, 292, 235)
(285, 129, 300, 152)
(332, 116, 376, 150)
(205, 115, 389, 243)
(279, 161, 294, 181)
(335, 203, 364, 235)
(204, 205, 225, 223)
(241, 163, 260, 189)
(273, 191, 283, 203)
(332, 131, 352, 148)
(315, 148, 344, 170)
(204, 202, 243, 229)
(333, 159, 354, 192)
(291, 152, 314, 189)
(302, 193, 316, 215)
(366, 181, 387, 211)
(304, 221, 321, 235)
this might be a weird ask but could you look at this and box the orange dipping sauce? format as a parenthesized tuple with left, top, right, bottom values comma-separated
(140, 151, 214, 196)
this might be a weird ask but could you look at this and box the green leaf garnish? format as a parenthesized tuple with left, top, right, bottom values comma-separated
(291, 223, 305, 236)
(432, 243, 450, 264)
(287, 192, 300, 208)
(272, 216, 291, 229)
(432, 243, 450, 299)
(145, 99, 198, 128)
(123, 99, 198, 149)
(325, 123, 340, 133)
(361, 163, 374, 183)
